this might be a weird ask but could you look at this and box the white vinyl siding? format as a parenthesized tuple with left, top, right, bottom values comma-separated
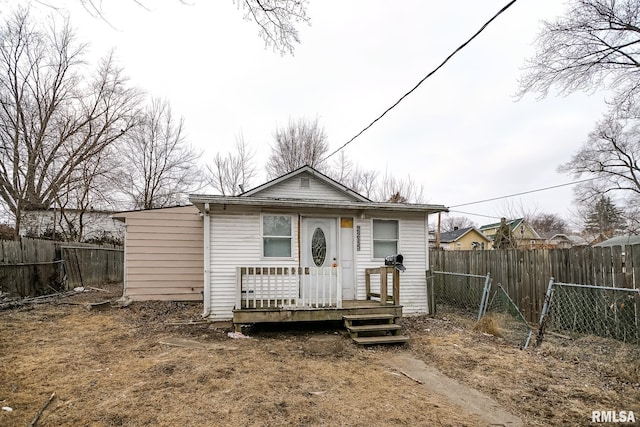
(250, 172, 357, 201)
(208, 211, 299, 320)
(206, 209, 430, 320)
(355, 214, 429, 315)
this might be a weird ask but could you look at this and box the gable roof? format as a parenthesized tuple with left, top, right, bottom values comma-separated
(239, 165, 371, 202)
(190, 164, 449, 215)
(479, 218, 524, 232)
(439, 227, 490, 243)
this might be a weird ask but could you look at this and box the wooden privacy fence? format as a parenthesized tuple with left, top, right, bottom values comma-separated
(0, 239, 123, 297)
(429, 245, 640, 323)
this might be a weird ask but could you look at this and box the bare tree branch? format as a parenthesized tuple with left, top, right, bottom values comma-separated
(235, 0, 310, 55)
(206, 132, 256, 196)
(118, 97, 203, 209)
(518, 0, 640, 106)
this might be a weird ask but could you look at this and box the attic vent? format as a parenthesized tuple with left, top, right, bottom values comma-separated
(300, 177, 310, 188)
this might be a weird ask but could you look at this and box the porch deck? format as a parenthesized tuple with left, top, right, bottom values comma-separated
(232, 300, 403, 325)
(233, 266, 403, 328)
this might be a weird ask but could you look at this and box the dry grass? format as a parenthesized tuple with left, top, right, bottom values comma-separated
(0, 284, 639, 426)
(472, 315, 503, 338)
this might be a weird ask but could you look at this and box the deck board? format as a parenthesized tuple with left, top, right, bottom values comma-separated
(233, 303, 402, 325)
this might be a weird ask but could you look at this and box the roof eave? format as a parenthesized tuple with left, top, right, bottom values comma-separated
(189, 194, 448, 214)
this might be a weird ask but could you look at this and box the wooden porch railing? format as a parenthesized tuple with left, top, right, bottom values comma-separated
(365, 266, 400, 305)
(235, 266, 342, 310)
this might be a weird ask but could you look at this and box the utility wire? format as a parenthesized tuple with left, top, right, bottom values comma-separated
(449, 177, 597, 208)
(322, 0, 519, 162)
(448, 209, 503, 220)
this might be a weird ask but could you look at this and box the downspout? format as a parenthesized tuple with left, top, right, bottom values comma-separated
(202, 203, 212, 318)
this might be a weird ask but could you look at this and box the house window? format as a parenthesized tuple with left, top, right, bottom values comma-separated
(372, 219, 398, 259)
(263, 215, 292, 257)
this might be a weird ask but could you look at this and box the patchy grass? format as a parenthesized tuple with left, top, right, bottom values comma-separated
(0, 283, 638, 426)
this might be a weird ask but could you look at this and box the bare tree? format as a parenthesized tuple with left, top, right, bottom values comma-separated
(347, 167, 378, 200)
(520, 0, 640, 226)
(518, 0, 640, 109)
(441, 216, 476, 232)
(0, 9, 141, 239)
(207, 133, 257, 196)
(265, 117, 328, 179)
(326, 152, 355, 185)
(119, 98, 202, 209)
(374, 170, 424, 203)
(529, 213, 569, 235)
(53, 146, 122, 241)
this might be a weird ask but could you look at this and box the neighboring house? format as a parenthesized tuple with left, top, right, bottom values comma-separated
(112, 205, 204, 301)
(479, 218, 544, 249)
(438, 227, 490, 250)
(542, 233, 573, 249)
(21, 208, 125, 243)
(593, 235, 640, 248)
(540, 233, 591, 249)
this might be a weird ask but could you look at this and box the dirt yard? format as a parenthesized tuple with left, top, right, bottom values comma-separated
(1, 283, 639, 426)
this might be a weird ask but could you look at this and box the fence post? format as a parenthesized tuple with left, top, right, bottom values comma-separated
(426, 270, 436, 315)
(535, 277, 555, 347)
(477, 273, 492, 321)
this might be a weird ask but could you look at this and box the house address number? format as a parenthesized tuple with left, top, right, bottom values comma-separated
(356, 225, 361, 251)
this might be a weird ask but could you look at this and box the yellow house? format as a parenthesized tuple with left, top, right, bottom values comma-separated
(479, 218, 544, 249)
(439, 227, 491, 251)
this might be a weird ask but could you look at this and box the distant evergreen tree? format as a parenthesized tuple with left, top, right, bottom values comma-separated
(584, 196, 625, 238)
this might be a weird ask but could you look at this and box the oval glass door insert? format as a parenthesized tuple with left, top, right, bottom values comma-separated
(311, 227, 327, 266)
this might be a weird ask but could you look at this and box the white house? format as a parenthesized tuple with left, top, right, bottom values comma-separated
(188, 166, 448, 323)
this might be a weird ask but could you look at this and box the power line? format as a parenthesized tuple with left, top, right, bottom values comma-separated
(449, 177, 597, 208)
(322, 0, 519, 162)
(448, 209, 503, 220)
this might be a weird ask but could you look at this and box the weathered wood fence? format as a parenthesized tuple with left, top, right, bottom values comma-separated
(0, 239, 123, 297)
(429, 245, 640, 323)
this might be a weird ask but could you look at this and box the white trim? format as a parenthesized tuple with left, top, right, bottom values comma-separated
(239, 165, 371, 202)
(371, 218, 401, 261)
(202, 203, 211, 318)
(261, 213, 294, 260)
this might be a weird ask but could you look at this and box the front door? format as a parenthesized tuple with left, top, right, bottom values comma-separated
(301, 218, 338, 306)
(301, 217, 337, 268)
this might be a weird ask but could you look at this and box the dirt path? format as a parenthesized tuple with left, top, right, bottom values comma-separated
(386, 354, 523, 427)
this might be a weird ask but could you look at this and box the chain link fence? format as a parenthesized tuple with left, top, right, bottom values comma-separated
(428, 271, 533, 349)
(428, 271, 491, 320)
(483, 284, 533, 349)
(537, 280, 640, 346)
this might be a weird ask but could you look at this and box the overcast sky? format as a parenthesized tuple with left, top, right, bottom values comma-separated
(32, 0, 610, 228)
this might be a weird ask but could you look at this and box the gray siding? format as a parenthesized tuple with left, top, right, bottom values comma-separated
(249, 172, 357, 201)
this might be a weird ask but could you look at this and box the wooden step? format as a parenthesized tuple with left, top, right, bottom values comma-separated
(346, 324, 402, 333)
(352, 335, 410, 345)
(343, 314, 395, 322)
